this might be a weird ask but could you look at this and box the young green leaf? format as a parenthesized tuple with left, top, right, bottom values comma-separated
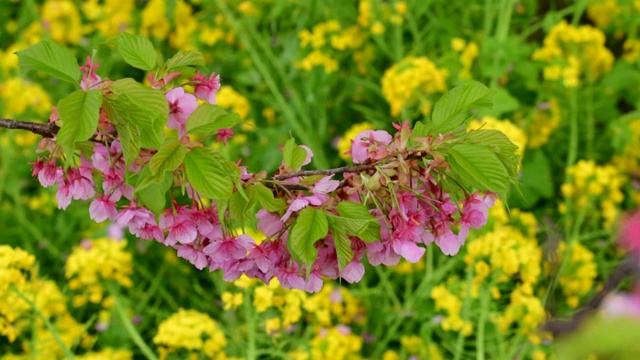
(149, 139, 187, 176)
(282, 138, 308, 170)
(56, 90, 103, 163)
(446, 143, 509, 197)
(249, 185, 286, 212)
(16, 40, 81, 84)
(465, 129, 520, 183)
(229, 191, 252, 229)
(185, 105, 241, 135)
(288, 208, 328, 277)
(165, 50, 205, 70)
(106, 78, 168, 149)
(134, 166, 173, 216)
(330, 201, 381, 243)
(183, 147, 234, 201)
(331, 227, 354, 273)
(116, 32, 158, 71)
(431, 81, 493, 133)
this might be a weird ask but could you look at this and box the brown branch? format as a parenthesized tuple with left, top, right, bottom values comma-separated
(543, 259, 638, 336)
(270, 163, 383, 181)
(0, 118, 58, 138)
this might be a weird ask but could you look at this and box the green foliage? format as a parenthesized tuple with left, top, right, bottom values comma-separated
(165, 50, 205, 70)
(431, 81, 493, 133)
(116, 32, 158, 71)
(104, 79, 168, 149)
(149, 139, 187, 177)
(186, 104, 241, 135)
(329, 201, 381, 243)
(282, 137, 308, 171)
(16, 40, 81, 84)
(134, 166, 173, 216)
(445, 143, 509, 198)
(56, 90, 103, 164)
(183, 147, 236, 201)
(288, 207, 329, 277)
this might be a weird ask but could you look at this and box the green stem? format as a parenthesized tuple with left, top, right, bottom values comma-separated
(11, 286, 75, 360)
(571, 0, 587, 26)
(489, 0, 515, 87)
(586, 83, 595, 160)
(453, 267, 474, 360)
(244, 289, 257, 360)
(476, 284, 491, 360)
(113, 292, 158, 360)
(564, 89, 580, 239)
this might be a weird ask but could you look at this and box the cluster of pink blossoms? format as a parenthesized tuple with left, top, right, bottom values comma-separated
(30, 60, 497, 293)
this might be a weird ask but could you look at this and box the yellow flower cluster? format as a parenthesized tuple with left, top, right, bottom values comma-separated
(0, 246, 117, 359)
(65, 238, 133, 307)
(302, 283, 365, 327)
(337, 122, 374, 160)
(587, 0, 622, 28)
(153, 308, 229, 360)
(381, 56, 448, 116)
(493, 283, 547, 344)
(549, 242, 598, 309)
(299, 21, 342, 49)
(587, 0, 640, 34)
(0, 77, 52, 118)
(430, 281, 474, 336)
(612, 119, 640, 181)
(41, 0, 83, 45)
(623, 38, 640, 62)
(532, 20, 614, 87)
(295, 50, 340, 74)
(358, 0, 407, 30)
(468, 116, 527, 163)
(140, 0, 198, 49)
(382, 342, 443, 360)
(560, 160, 625, 229)
(81, 0, 135, 38)
(75, 348, 134, 360)
(290, 326, 363, 360)
(451, 38, 480, 80)
(519, 99, 562, 149)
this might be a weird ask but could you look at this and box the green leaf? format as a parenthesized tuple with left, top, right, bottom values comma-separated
(116, 32, 158, 71)
(165, 50, 205, 69)
(331, 227, 354, 273)
(105, 78, 168, 149)
(185, 105, 241, 135)
(477, 87, 519, 118)
(283, 138, 308, 170)
(250, 185, 286, 212)
(149, 139, 186, 176)
(229, 191, 252, 228)
(446, 143, 509, 197)
(109, 115, 140, 174)
(331, 201, 381, 243)
(465, 129, 520, 182)
(183, 147, 235, 201)
(135, 166, 173, 216)
(288, 208, 328, 277)
(431, 81, 493, 133)
(56, 90, 103, 162)
(16, 40, 81, 83)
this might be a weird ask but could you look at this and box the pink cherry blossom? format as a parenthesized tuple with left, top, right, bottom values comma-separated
(620, 211, 640, 256)
(216, 128, 234, 145)
(176, 244, 209, 270)
(148, 71, 181, 89)
(193, 71, 221, 104)
(89, 194, 118, 222)
(166, 87, 198, 136)
(342, 260, 365, 283)
(203, 234, 254, 264)
(159, 210, 198, 246)
(350, 130, 392, 164)
(257, 209, 283, 237)
(80, 56, 101, 90)
(31, 158, 63, 187)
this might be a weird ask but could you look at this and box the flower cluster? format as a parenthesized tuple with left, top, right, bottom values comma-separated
(451, 37, 480, 80)
(560, 160, 625, 229)
(517, 99, 562, 149)
(548, 241, 598, 309)
(65, 237, 133, 307)
(153, 308, 234, 360)
(468, 116, 527, 164)
(381, 56, 448, 116)
(532, 20, 614, 87)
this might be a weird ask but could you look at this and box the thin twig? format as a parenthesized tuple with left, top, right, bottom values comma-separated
(543, 259, 638, 336)
(270, 163, 382, 181)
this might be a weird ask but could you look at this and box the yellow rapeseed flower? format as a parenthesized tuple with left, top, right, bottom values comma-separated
(154, 308, 228, 359)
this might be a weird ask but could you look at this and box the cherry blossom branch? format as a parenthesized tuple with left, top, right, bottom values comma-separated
(543, 259, 639, 336)
(0, 118, 58, 138)
(270, 163, 383, 180)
